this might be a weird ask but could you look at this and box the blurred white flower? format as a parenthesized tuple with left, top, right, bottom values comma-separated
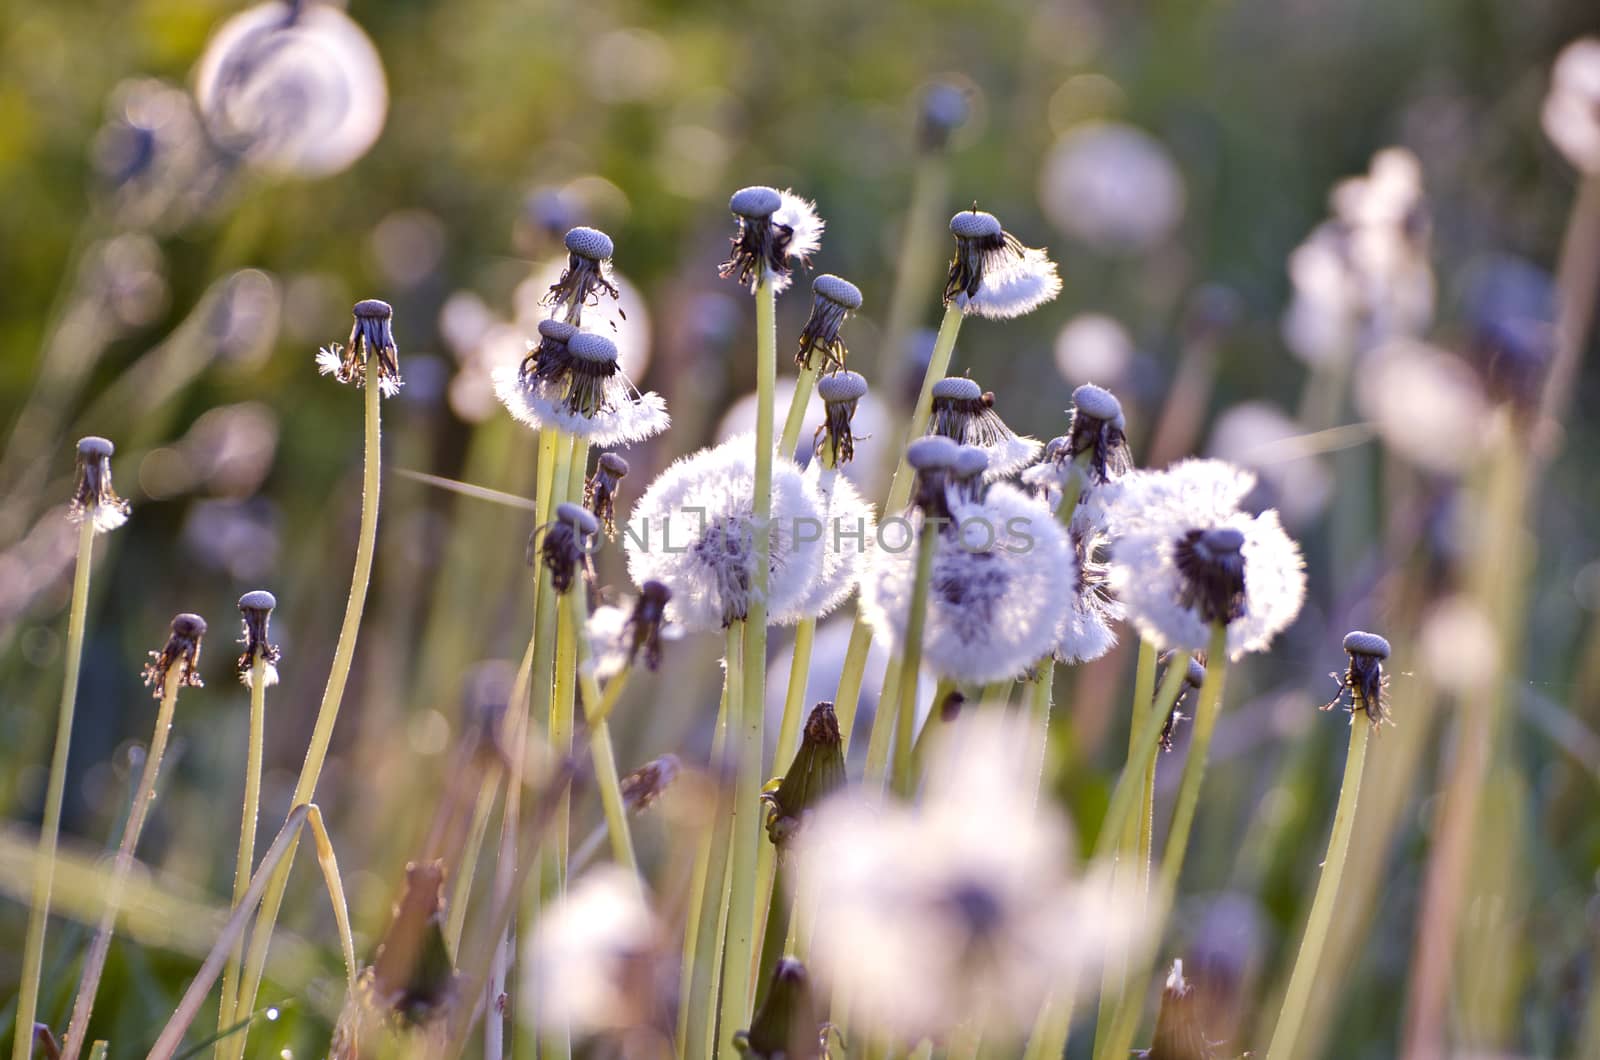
(1543, 38, 1600, 174)
(1206, 402, 1332, 527)
(1354, 339, 1486, 475)
(792, 712, 1141, 1042)
(195, 1, 387, 178)
(772, 466, 876, 625)
(860, 483, 1074, 684)
(1039, 122, 1186, 254)
(524, 867, 670, 1038)
(1054, 313, 1135, 391)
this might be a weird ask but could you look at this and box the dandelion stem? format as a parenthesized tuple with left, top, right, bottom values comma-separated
(779, 365, 818, 462)
(447, 769, 502, 953)
(215, 653, 268, 1052)
(891, 518, 941, 797)
(832, 623, 875, 748)
(228, 368, 382, 1060)
(13, 515, 94, 1060)
(62, 664, 185, 1060)
(1265, 708, 1373, 1060)
(1096, 624, 1231, 1060)
(564, 587, 638, 873)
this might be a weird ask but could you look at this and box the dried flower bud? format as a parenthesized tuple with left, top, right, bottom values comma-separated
(236, 589, 281, 688)
(928, 376, 1040, 476)
(1137, 959, 1215, 1060)
(795, 273, 863, 371)
(1173, 527, 1248, 627)
(815, 370, 869, 467)
(626, 580, 673, 671)
(719, 186, 824, 294)
(68, 435, 131, 533)
(1323, 630, 1392, 726)
(537, 502, 600, 595)
(364, 860, 458, 1029)
(621, 753, 681, 814)
(584, 451, 630, 537)
(764, 703, 846, 848)
(735, 957, 825, 1059)
(317, 298, 403, 396)
(143, 612, 207, 695)
(1156, 651, 1206, 751)
(519, 318, 580, 386)
(544, 226, 620, 325)
(1065, 383, 1133, 485)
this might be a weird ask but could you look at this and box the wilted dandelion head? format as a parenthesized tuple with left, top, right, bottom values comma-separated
(1324, 630, 1392, 726)
(585, 451, 630, 537)
(539, 502, 600, 596)
(944, 209, 1062, 319)
(317, 298, 403, 396)
(927, 377, 1043, 478)
(625, 436, 828, 631)
(719, 186, 824, 294)
(862, 483, 1076, 685)
(793, 712, 1142, 1042)
(69, 435, 131, 533)
(195, 1, 387, 179)
(795, 273, 863, 371)
(493, 329, 669, 445)
(1058, 382, 1133, 496)
(236, 588, 281, 687)
(1543, 39, 1600, 174)
(1107, 462, 1305, 659)
(620, 753, 682, 815)
(143, 612, 207, 695)
(587, 581, 680, 679)
(544, 226, 620, 325)
(815, 369, 869, 467)
(524, 866, 671, 1038)
(519, 318, 581, 386)
(1156, 651, 1206, 751)
(906, 434, 962, 520)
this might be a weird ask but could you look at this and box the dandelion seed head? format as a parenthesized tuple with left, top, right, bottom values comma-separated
(812, 273, 862, 310)
(143, 611, 208, 694)
(796, 273, 861, 371)
(950, 209, 1004, 241)
(1056, 515, 1123, 664)
(906, 434, 961, 472)
(237, 589, 281, 687)
(1356, 339, 1486, 475)
(773, 466, 876, 624)
(817, 371, 868, 404)
(1072, 383, 1122, 424)
(730, 185, 784, 218)
(944, 208, 1062, 319)
(493, 328, 669, 446)
(69, 435, 131, 533)
(927, 378, 1042, 478)
(563, 226, 614, 262)
(720, 187, 823, 293)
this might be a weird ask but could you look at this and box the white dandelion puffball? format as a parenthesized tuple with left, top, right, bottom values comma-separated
(793, 713, 1142, 1041)
(1089, 457, 1257, 538)
(195, 1, 387, 179)
(1057, 516, 1123, 665)
(1543, 39, 1600, 174)
(624, 435, 829, 632)
(1355, 339, 1487, 476)
(771, 466, 877, 624)
(523, 867, 667, 1037)
(1107, 471, 1306, 660)
(1040, 122, 1186, 254)
(860, 483, 1074, 685)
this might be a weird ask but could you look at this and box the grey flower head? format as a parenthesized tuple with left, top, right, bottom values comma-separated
(1156, 651, 1206, 751)
(69, 435, 131, 533)
(795, 273, 863, 372)
(537, 502, 600, 595)
(584, 451, 630, 537)
(815, 369, 869, 467)
(1065, 383, 1133, 485)
(1324, 630, 1392, 726)
(620, 753, 682, 814)
(735, 957, 825, 1060)
(948, 445, 991, 505)
(943, 208, 1062, 319)
(543, 226, 620, 325)
(927, 376, 1041, 477)
(719, 185, 824, 294)
(236, 589, 281, 686)
(143, 612, 207, 695)
(1173, 526, 1248, 627)
(917, 79, 970, 154)
(906, 434, 961, 519)
(519, 318, 581, 386)
(318, 298, 403, 397)
(625, 580, 673, 671)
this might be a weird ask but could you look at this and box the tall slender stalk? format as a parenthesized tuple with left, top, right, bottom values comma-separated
(1264, 709, 1374, 1060)
(564, 586, 638, 873)
(891, 518, 940, 797)
(14, 515, 95, 1060)
(62, 663, 186, 1060)
(779, 366, 818, 462)
(227, 371, 383, 1060)
(216, 653, 269, 1049)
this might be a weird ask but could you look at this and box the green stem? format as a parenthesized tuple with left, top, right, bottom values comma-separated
(228, 372, 382, 1060)
(779, 365, 818, 463)
(564, 587, 638, 873)
(62, 665, 184, 1060)
(1264, 710, 1373, 1060)
(1097, 626, 1231, 1060)
(863, 651, 904, 793)
(909, 677, 960, 782)
(215, 654, 268, 1051)
(14, 516, 93, 1060)
(722, 271, 779, 1053)
(833, 624, 874, 750)
(891, 519, 940, 797)
(446, 769, 502, 953)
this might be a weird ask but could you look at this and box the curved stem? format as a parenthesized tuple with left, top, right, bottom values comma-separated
(14, 516, 94, 1060)
(63, 666, 184, 1060)
(216, 655, 268, 1049)
(1265, 711, 1373, 1060)
(228, 374, 382, 1059)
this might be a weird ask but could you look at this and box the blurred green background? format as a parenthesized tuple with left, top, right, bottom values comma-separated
(3, 0, 1600, 1055)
